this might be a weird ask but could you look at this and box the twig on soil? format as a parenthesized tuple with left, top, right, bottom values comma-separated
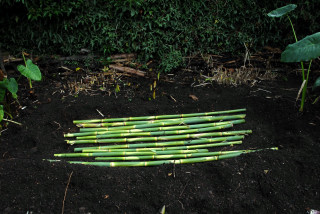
(53, 121, 62, 130)
(192, 82, 211, 87)
(177, 200, 185, 210)
(0, 128, 8, 134)
(62, 171, 73, 214)
(2, 151, 8, 158)
(96, 109, 105, 117)
(179, 180, 189, 198)
(59, 66, 74, 73)
(109, 64, 146, 77)
(2, 118, 22, 126)
(170, 95, 177, 102)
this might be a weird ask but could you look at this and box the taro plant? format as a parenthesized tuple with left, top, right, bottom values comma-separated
(268, 4, 320, 112)
(281, 32, 320, 111)
(0, 77, 18, 123)
(17, 52, 42, 89)
(0, 52, 42, 125)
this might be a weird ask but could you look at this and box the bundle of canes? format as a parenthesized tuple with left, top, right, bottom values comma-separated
(53, 108, 277, 167)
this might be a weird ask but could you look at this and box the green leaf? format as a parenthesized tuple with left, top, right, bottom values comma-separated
(281, 32, 320, 62)
(0, 78, 18, 101)
(267, 4, 297, 18)
(17, 59, 42, 81)
(0, 79, 8, 88)
(312, 77, 320, 91)
(0, 79, 9, 102)
(0, 105, 3, 122)
(0, 89, 5, 102)
(7, 78, 18, 95)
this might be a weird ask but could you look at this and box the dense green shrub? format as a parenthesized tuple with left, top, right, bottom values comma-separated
(0, 0, 319, 72)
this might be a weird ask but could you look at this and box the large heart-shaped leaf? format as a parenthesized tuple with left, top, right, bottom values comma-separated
(281, 32, 320, 62)
(0, 105, 3, 122)
(312, 76, 320, 91)
(17, 59, 42, 81)
(267, 4, 297, 18)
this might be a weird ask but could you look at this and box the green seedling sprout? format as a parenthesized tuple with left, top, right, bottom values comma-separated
(17, 52, 42, 89)
(268, 4, 320, 111)
(159, 205, 165, 214)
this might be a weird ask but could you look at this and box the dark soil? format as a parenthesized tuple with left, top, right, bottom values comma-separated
(0, 57, 320, 214)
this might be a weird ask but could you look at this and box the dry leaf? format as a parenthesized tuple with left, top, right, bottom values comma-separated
(170, 95, 177, 102)
(189, 94, 198, 101)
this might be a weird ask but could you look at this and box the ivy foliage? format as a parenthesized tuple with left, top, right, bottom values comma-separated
(0, 0, 319, 72)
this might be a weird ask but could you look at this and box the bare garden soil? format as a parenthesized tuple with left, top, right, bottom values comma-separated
(0, 55, 320, 214)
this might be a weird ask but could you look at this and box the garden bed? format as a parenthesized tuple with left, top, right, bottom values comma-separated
(0, 56, 319, 213)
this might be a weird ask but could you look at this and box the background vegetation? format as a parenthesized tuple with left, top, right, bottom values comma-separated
(0, 0, 319, 70)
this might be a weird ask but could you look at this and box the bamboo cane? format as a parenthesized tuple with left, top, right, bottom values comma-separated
(77, 114, 246, 129)
(73, 108, 246, 124)
(66, 147, 278, 167)
(73, 135, 245, 152)
(67, 153, 243, 167)
(76, 123, 234, 140)
(94, 150, 245, 161)
(64, 120, 244, 138)
(81, 141, 242, 153)
(54, 149, 209, 158)
(81, 147, 179, 152)
(67, 130, 252, 145)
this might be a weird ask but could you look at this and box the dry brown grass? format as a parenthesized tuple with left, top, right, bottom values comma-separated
(201, 66, 278, 87)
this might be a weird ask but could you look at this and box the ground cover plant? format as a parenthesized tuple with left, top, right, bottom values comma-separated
(1, 0, 320, 70)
